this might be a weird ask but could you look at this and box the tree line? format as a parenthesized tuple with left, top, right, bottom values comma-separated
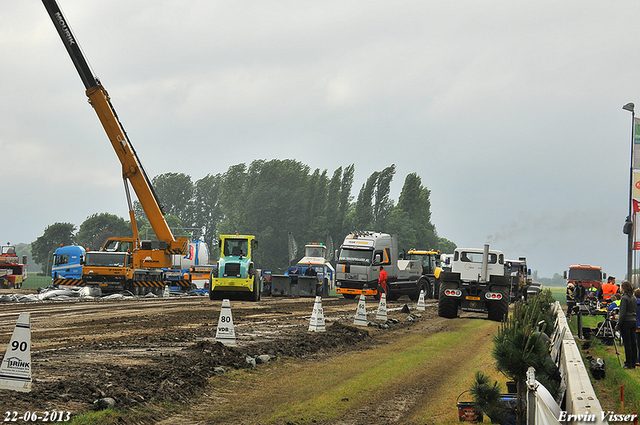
(31, 160, 455, 274)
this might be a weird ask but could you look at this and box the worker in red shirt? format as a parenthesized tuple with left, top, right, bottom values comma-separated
(378, 265, 388, 295)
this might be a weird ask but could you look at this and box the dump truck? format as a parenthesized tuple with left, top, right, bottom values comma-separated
(335, 231, 439, 301)
(0, 245, 27, 289)
(438, 245, 509, 322)
(209, 234, 260, 301)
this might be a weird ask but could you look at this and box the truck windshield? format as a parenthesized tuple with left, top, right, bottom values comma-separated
(305, 246, 325, 258)
(459, 252, 500, 264)
(84, 253, 127, 267)
(103, 240, 133, 252)
(568, 268, 601, 281)
(1, 246, 17, 256)
(338, 248, 373, 265)
(224, 239, 248, 257)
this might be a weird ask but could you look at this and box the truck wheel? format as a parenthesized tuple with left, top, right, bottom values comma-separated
(431, 278, 440, 299)
(250, 275, 261, 302)
(438, 281, 458, 319)
(487, 286, 509, 322)
(409, 279, 429, 301)
(387, 287, 398, 301)
(342, 294, 356, 299)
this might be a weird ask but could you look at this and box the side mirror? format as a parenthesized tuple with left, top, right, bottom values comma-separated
(603, 273, 607, 280)
(22, 255, 28, 265)
(527, 268, 531, 276)
(563, 271, 567, 280)
(253, 240, 258, 251)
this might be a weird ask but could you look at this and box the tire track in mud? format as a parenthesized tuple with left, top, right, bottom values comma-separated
(335, 317, 499, 424)
(1, 293, 416, 418)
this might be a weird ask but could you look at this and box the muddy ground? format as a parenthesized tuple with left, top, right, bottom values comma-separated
(0, 291, 454, 422)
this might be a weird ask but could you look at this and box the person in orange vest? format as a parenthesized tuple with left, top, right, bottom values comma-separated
(601, 277, 619, 301)
(378, 265, 388, 295)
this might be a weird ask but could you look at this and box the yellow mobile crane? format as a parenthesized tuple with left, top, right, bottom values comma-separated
(42, 0, 189, 293)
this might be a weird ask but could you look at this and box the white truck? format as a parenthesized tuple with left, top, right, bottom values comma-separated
(335, 231, 439, 301)
(438, 245, 509, 321)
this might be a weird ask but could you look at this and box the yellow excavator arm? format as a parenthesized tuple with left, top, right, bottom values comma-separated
(42, 0, 187, 256)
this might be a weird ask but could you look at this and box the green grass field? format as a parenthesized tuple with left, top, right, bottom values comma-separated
(22, 273, 51, 289)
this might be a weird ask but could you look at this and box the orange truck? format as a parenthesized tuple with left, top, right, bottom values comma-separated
(563, 264, 606, 292)
(0, 245, 27, 289)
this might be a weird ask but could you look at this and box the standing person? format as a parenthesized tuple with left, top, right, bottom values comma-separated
(615, 281, 638, 369)
(574, 280, 586, 303)
(601, 277, 619, 301)
(635, 288, 640, 367)
(566, 283, 576, 317)
(378, 265, 388, 295)
(304, 263, 319, 295)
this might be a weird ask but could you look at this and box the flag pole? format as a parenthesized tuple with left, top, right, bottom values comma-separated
(623, 102, 635, 283)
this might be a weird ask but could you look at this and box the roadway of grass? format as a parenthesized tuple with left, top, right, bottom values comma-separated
(195, 318, 501, 424)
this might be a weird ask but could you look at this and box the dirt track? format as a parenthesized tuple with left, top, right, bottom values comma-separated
(0, 292, 472, 423)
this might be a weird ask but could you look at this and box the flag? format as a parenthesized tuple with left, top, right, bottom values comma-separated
(184, 244, 194, 260)
(635, 209, 640, 250)
(288, 232, 298, 263)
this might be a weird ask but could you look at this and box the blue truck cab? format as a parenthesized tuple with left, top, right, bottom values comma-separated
(51, 245, 86, 280)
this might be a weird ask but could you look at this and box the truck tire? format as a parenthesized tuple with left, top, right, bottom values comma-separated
(387, 287, 398, 301)
(250, 275, 261, 302)
(342, 294, 356, 300)
(411, 279, 429, 302)
(438, 281, 459, 318)
(487, 286, 509, 322)
(431, 278, 440, 299)
(209, 277, 222, 300)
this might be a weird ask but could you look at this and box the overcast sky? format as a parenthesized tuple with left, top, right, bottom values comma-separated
(2, 1, 639, 278)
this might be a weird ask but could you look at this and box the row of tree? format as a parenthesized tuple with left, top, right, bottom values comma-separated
(32, 160, 455, 274)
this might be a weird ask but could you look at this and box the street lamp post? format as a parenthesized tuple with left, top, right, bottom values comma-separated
(623, 102, 635, 283)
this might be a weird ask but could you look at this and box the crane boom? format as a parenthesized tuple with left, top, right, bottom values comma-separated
(42, 0, 186, 255)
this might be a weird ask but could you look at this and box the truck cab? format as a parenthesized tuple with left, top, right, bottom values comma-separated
(438, 245, 510, 322)
(335, 232, 440, 301)
(504, 257, 535, 302)
(563, 265, 605, 292)
(0, 244, 27, 289)
(51, 245, 85, 281)
(82, 251, 136, 292)
(335, 232, 395, 298)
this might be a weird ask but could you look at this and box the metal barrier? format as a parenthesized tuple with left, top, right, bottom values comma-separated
(554, 302, 609, 424)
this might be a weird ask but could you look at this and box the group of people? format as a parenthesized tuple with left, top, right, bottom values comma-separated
(567, 277, 639, 370)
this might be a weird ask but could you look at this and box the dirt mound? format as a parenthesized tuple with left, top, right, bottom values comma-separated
(5, 320, 373, 413)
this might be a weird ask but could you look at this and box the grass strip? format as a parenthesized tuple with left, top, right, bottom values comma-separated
(409, 319, 501, 423)
(258, 319, 499, 424)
